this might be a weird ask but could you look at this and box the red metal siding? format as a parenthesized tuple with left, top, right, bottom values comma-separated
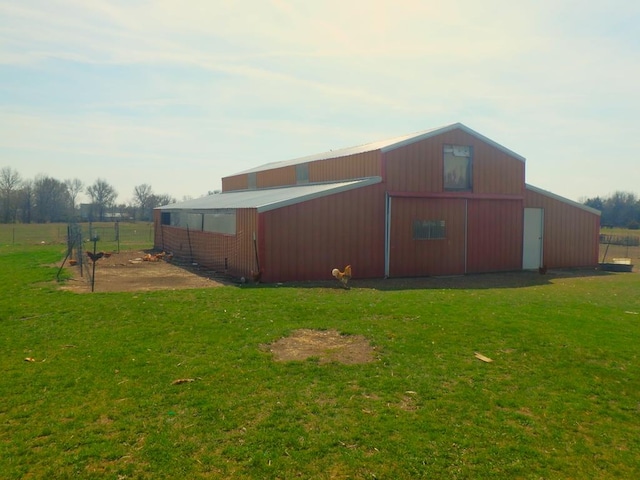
(384, 130, 524, 195)
(222, 152, 382, 192)
(260, 184, 386, 282)
(524, 189, 600, 268)
(389, 197, 466, 277)
(257, 167, 296, 189)
(466, 200, 523, 273)
(308, 152, 381, 182)
(222, 175, 248, 192)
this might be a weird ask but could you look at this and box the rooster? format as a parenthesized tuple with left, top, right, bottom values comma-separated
(331, 265, 352, 289)
(87, 251, 104, 262)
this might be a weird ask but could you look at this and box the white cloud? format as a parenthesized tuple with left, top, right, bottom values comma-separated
(1, 0, 639, 203)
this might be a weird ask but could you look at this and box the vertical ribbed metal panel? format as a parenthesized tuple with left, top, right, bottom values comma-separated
(524, 189, 600, 268)
(384, 130, 525, 195)
(152, 209, 258, 278)
(308, 152, 381, 182)
(222, 175, 248, 192)
(466, 200, 523, 273)
(388, 197, 466, 277)
(223, 151, 382, 192)
(257, 167, 297, 189)
(260, 183, 386, 282)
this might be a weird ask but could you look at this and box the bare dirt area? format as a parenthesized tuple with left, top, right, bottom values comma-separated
(59, 250, 228, 293)
(265, 329, 378, 364)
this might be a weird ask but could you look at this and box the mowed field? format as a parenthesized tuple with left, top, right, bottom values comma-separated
(1, 224, 640, 479)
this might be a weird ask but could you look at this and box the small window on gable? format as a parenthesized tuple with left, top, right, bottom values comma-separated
(296, 163, 309, 184)
(413, 220, 446, 240)
(247, 172, 257, 190)
(444, 145, 472, 191)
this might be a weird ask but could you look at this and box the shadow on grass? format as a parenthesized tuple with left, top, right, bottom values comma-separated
(270, 268, 625, 291)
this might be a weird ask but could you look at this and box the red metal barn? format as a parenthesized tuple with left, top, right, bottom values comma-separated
(154, 123, 601, 282)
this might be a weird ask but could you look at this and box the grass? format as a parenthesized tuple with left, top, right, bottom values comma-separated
(1, 234, 640, 478)
(0, 221, 154, 251)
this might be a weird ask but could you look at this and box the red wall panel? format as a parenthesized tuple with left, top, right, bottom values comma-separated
(524, 189, 600, 268)
(389, 197, 466, 277)
(466, 200, 524, 273)
(260, 183, 386, 282)
(384, 130, 525, 195)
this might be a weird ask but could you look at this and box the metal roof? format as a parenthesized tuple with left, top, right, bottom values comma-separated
(157, 177, 382, 213)
(231, 122, 525, 176)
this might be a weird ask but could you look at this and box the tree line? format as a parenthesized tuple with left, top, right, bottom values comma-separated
(0, 167, 176, 223)
(583, 192, 640, 230)
(2, 165, 638, 228)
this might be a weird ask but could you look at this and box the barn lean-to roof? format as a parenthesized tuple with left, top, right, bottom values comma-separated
(157, 177, 382, 213)
(231, 122, 526, 176)
(526, 184, 601, 216)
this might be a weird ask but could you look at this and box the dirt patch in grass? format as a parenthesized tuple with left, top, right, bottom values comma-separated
(59, 250, 228, 293)
(265, 329, 377, 364)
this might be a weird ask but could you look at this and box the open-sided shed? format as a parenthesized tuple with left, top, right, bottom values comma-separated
(154, 123, 600, 282)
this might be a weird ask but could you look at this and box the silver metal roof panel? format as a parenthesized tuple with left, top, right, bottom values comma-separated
(158, 177, 382, 213)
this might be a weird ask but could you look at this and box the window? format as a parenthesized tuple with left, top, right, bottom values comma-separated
(248, 172, 257, 189)
(203, 210, 236, 235)
(444, 145, 472, 191)
(185, 213, 204, 230)
(413, 220, 446, 240)
(296, 163, 309, 184)
(160, 212, 171, 225)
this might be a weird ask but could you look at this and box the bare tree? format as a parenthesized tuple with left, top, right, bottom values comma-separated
(133, 183, 154, 221)
(154, 193, 176, 208)
(0, 167, 22, 223)
(86, 178, 117, 221)
(64, 178, 84, 212)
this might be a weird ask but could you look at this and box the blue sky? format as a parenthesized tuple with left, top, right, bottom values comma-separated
(1, 0, 639, 205)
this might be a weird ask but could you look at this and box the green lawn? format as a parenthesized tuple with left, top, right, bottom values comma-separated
(1, 242, 639, 479)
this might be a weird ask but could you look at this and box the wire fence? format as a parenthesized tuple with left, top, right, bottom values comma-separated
(0, 222, 154, 249)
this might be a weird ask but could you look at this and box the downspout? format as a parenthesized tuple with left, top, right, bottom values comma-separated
(464, 199, 468, 274)
(384, 192, 391, 278)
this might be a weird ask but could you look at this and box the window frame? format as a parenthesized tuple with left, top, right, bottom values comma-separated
(413, 219, 446, 240)
(443, 144, 473, 191)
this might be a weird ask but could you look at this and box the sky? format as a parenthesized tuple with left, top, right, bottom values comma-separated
(1, 0, 639, 206)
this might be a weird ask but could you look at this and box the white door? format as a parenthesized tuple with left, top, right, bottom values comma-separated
(523, 208, 544, 269)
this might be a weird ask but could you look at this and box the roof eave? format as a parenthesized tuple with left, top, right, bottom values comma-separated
(256, 176, 382, 213)
(526, 184, 601, 216)
(381, 122, 526, 163)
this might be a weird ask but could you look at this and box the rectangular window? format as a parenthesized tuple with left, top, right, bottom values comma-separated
(185, 213, 204, 230)
(160, 212, 171, 225)
(413, 220, 446, 240)
(203, 210, 236, 235)
(444, 145, 472, 191)
(296, 163, 309, 184)
(248, 172, 257, 189)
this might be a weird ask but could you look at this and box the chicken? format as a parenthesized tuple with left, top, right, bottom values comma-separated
(143, 252, 168, 262)
(538, 264, 547, 275)
(87, 251, 104, 262)
(251, 269, 263, 283)
(331, 265, 352, 289)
